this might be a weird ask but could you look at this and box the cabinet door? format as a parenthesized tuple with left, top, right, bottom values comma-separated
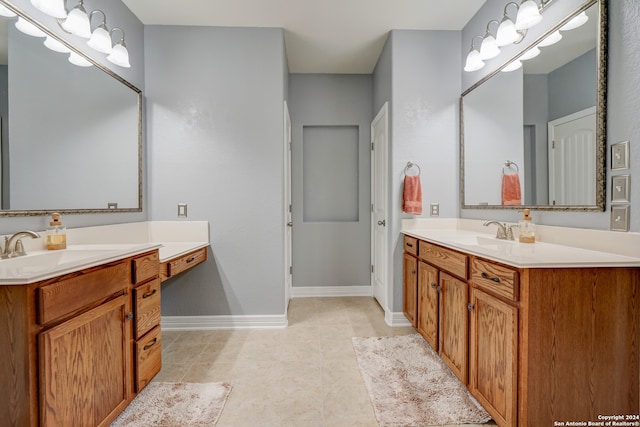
(469, 287, 517, 427)
(403, 253, 418, 327)
(417, 261, 439, 351)
(439, 272, 468, 384)
(40, 295, 131, 427)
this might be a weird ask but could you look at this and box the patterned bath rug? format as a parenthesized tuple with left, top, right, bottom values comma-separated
(352, 334, 492, 426)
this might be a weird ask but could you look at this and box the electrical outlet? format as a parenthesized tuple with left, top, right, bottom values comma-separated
(430, 203, 439, 217)
(178, 203, 188, 218)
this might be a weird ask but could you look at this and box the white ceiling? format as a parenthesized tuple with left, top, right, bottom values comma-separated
(121, 0, 487, 74)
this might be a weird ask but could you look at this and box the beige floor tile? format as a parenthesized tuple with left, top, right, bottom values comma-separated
(155, 297, 494, 427)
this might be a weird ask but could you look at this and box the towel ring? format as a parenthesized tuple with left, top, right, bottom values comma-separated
(404, 162, 421, 176)
(502, 160, 519, 175)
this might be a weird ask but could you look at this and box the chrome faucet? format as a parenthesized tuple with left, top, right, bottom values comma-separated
(2, 230, 41, 258)
(483, 221, 514, 240)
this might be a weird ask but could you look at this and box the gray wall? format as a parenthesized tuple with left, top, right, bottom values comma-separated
(0, 0, 145, 234)
(373, 30, 461, 312)
(523, 74, 550, 204)
(145, 26, 288, 316)
(288, 73, 372, 289)
(461, 0, 640, 232)
(548, 48, 597, 121)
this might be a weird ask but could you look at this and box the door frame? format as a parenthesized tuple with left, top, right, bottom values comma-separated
(371, 102, 389, 314)
(283, 101, 292, 313)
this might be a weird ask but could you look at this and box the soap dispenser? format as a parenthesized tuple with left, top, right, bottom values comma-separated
(45, 212, 67, 250)
(518, 209, 535, 243)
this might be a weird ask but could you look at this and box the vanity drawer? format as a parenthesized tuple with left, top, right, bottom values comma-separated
(37, 262, 129, 325)
(161, 247, 207, 282)
(419, 241, 468, 280)
(135, 325, 162, 392)
(404, 235, 418, 256)
(133, 278, 161, 339)
(471, 258, 519, 301)
(132, 251, 159, 285)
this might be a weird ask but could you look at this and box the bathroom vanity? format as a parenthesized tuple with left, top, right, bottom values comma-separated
(402, 219, 639, 427)
(0, 221, 209, 426)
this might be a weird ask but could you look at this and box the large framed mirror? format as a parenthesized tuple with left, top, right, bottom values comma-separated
(460, 0, 607, 211)
(0, 1, 142, 216)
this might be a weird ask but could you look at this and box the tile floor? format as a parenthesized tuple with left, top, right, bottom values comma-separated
(157, 296, 498, 427)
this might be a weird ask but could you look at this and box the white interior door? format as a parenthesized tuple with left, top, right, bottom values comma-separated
(548, 106, 596, 206)
(284, 101, 292, 308)
(371, 103, 388, 311)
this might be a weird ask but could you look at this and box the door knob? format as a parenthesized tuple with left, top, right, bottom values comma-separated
(287, 222, 293, 227)
(377, 220, 386, 226)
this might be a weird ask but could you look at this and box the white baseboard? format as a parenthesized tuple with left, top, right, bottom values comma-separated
(161, 314, 288, 331)
(290, 285, 373, 298)
(385, 311, 412, 327)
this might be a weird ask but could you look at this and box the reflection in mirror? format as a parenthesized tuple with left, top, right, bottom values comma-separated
(461, 0, 606, 211)
(0, 2, 141, 216)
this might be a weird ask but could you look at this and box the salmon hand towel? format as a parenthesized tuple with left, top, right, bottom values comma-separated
(502, 173, 522, 206)
(402, 175, 422, 215)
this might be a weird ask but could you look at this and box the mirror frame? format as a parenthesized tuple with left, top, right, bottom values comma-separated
(460, 0, 607, 211)
(0, 0, 142, 217)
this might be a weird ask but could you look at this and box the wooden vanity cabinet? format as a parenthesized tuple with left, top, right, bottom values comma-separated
(403, 252, 418, 327)
(0, 249, 161, 427)
(160, 247, 207, 282)
(417, 240, 469, 384)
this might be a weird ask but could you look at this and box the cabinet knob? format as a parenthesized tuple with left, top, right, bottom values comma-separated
(437, 286, 442, 293)
(430, 282, 436, 289)
(467, 303, 475, 312)
(126, 312, 134, 320)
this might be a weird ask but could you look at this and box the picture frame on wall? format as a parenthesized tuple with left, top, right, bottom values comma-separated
(611, 141, 630, 170)
(611, 175, 630, 204)
(610, 205, 630, 232)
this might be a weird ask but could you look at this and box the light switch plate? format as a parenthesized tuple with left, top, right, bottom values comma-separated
(430, 203, 439, 217)
(178, 203, 188, 218)
(610, 205, 629, 231)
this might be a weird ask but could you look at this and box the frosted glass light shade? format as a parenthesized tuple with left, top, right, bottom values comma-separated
(16, 17, 46, 37)
(520, 46, 540, 60)
(496, 17, 519, 47)
(501, 60, 523, 72)
(62, 4, 91, 38)
(87, 25, 113, 54)
(538, 30, 562, 47)
(561, 11, 588, 31)
(0, 5, 16, 17)
(44, 35, 70, 53)
(479, 34, 500, 60)
(464, 49, 485, 72)
(69, 51, 92, 67)
(515, 0, 542, 30)
(107, 42, 130, 68)
(31, 0, 67, 19)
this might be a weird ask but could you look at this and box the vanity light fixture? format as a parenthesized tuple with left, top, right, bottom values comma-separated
(60, 0, 91, 38)
(0, 4, 16, 17)
(561, 11, 588, 31)
(537, 30, 562, 47)
(479, 20, 501, 60)
(68, 51, 92, 67)
(86, 10, 112, 54)
(16, 16, 46, 37)
(496, 3, 523, 46)
(31, 0, 67, 19)
(44, 35, 70, 53)
(106, 27, 130, 68)
(464, 35, 485, 72)
(514, 0, 543, 30)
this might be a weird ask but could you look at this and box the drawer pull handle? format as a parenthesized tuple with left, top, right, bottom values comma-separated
(406, 243, 413, 248)
(143, 338, 158, 351)
(142, 289, 157, 299)
(481, 272, 501, 283)
(186, 256, 196, 264)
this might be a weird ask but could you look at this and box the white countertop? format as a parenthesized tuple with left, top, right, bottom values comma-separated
(0, 221, 210, 285)
(402, 219, 640, 269)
